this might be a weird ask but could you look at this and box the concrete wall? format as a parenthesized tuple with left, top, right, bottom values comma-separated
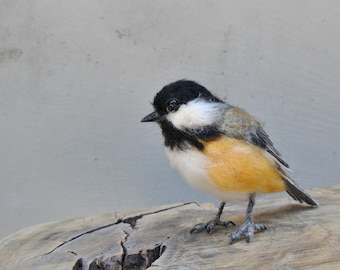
(1, 0, 339, 239)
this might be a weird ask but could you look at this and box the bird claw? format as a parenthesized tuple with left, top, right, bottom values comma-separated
(190, 219, 235, 234)
(230, 221, 267, 244)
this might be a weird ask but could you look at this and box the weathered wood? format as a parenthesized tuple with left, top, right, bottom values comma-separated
(0, 186, 339, 269)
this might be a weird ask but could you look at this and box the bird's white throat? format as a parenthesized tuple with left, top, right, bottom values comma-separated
(166, 99, 227, 130)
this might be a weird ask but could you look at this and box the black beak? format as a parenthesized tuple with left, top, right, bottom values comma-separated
(141, 111, 161, 122)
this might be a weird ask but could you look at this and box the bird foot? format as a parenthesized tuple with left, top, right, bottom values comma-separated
(190, 219, 235, 234)
(230, 220, 267, 244)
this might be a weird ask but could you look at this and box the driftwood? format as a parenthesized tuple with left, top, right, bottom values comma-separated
(0, 186, 339, 269)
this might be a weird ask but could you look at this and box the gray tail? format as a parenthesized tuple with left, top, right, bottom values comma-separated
(280, 171, 319, 207)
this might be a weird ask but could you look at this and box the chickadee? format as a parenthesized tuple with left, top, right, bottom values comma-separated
(141, 80, 318, 244)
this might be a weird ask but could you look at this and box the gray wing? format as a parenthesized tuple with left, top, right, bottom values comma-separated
(221, 106, 289, 168)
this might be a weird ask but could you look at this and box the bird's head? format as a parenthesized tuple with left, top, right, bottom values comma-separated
(141, 80, 226, 131)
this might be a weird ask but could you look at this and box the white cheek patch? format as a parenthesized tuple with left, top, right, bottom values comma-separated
(166, 99, 227, 130)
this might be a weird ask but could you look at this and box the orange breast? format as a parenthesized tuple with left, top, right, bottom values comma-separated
(202, 137, 286, 193)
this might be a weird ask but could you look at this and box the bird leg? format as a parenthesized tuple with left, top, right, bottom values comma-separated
(190, 201, 235, 234)
(230, 193, 267, 244)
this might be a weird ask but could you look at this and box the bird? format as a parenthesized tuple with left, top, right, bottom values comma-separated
(141, 80, 318, 244)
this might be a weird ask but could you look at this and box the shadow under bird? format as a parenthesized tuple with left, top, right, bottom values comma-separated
(141, 80, 318, 244)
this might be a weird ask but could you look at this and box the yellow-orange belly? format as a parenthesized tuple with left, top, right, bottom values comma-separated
(202, 137, 286, 194)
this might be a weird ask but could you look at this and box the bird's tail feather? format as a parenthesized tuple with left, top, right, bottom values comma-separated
(280, 170, 319, 207)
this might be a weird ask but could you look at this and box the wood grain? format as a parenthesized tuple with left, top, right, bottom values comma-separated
(0, 186, 339, 269)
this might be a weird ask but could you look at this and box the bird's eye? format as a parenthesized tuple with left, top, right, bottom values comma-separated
(166, 99, 180, 113)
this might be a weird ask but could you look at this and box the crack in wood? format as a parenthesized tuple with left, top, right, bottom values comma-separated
(120, 230, 129, 268)
(75, 230, 166, 270)
(73, 257, 86, 270)
(43, 221, 120, 256)
(122, 243, 166, 270)
(43, 202, 196, 268)
(121, 201, 197, 229)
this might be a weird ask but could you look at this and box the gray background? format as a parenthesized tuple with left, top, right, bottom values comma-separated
(1, 0, 339, 239)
